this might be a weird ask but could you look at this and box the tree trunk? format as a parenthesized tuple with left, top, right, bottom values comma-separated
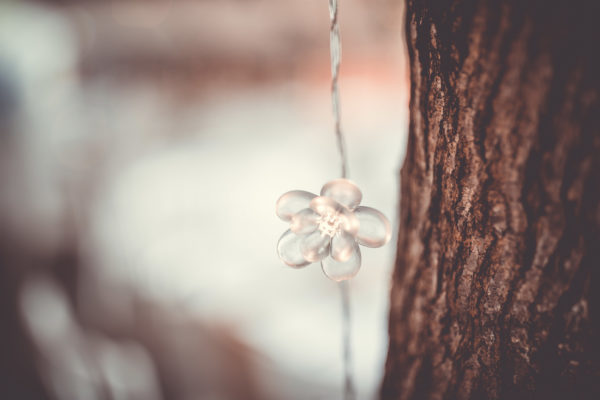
(382, 1, 600, 399)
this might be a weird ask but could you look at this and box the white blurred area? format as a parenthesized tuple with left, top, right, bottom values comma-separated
(0, 1, 407, 399)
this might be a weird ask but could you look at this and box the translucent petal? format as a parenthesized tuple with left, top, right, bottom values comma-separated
(340, 209, 359, 236)
(290, 208, 319, 235)
(320, 179, 362, 211)
(300, 231, 331, 262)
(331, 231, 357, 262)
(354, 206, 391, 248)
(276, 190, 317, 221)
(309, 196, 345, 216)
(277, 230, 310, 267)
(321, 245, 361, 282)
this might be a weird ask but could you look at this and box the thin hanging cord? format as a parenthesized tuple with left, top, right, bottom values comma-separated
(340, 280, 356, 400)
(329, 1, 354, 399)
(329, 0, 348, 179)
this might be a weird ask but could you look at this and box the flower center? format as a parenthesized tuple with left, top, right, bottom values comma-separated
(317, 212, 342, 237)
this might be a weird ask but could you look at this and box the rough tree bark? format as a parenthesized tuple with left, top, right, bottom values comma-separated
(382, 1, 600, 399)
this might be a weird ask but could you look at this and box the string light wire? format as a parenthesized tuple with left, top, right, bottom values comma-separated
(328, 1, 355, 399)
(329, 0, 348, 179)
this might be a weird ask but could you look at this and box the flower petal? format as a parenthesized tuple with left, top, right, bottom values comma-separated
(320, 179, 362, 210)
(309, 196, 345, 216)
(331, 231, 357, 262)
(354, 206, 391, 247)
(340, 209, 359, 236)
(277, 230, 310, 267)
(276, 190, 317, 221)
(290, 208, 319, 235)
(300, 230, 331, 262)
(321, 245, 361, 282)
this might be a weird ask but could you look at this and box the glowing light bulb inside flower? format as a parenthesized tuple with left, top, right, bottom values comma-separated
(276, 179, 391, 281)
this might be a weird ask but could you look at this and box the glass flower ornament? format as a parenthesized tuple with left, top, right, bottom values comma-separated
(276, 179, 391, 281)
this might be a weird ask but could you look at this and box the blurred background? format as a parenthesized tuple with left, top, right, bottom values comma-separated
(0, 0, 408, 399)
